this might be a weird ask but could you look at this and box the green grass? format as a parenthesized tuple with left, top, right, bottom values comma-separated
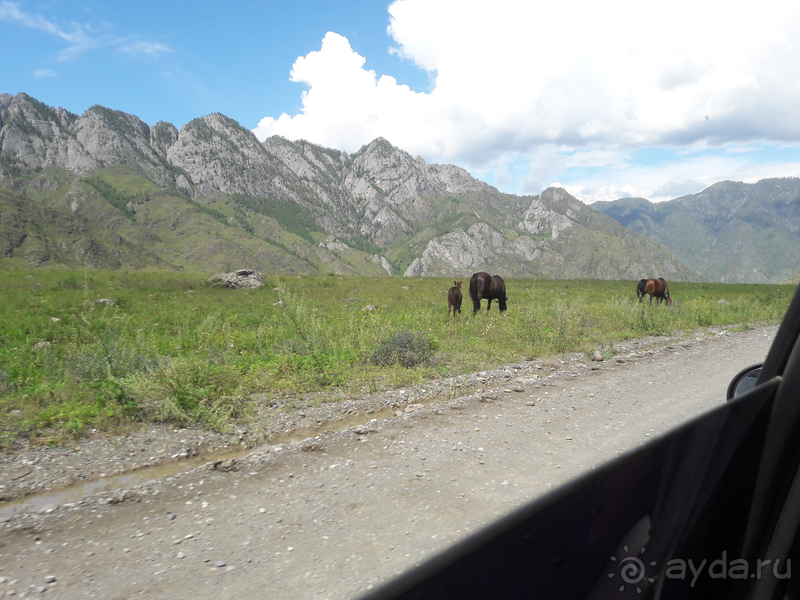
(0, 270, 794, 445)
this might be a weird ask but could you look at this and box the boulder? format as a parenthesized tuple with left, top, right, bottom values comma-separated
(208, 269, 266, 290)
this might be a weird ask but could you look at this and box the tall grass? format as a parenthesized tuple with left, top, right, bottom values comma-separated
(0, 270, 794, 444)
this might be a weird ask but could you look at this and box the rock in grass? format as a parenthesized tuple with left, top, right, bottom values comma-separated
(207, 269, 266, 290)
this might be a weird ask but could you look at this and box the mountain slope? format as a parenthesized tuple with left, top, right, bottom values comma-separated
(404, 187, 698, 280)
(593, 179, 800, 283)
(0, 92, 699, 280)
(0, 187, 170, 270)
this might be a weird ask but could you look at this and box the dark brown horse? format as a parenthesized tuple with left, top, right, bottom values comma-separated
(469, 272, 508, 315)
(637, 277, 671, 305)
(448, 281, 463, 316)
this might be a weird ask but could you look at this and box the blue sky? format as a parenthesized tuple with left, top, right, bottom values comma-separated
(4, 0, 800, 203)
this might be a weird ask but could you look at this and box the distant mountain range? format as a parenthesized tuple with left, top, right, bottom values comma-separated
(593, 179, 800, 283)
(2, 92, 792, 283)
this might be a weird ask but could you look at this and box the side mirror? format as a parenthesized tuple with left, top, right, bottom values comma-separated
(727, 363, 763, 400)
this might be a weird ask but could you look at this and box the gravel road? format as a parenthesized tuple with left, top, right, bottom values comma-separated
(0, 325, 777, 599)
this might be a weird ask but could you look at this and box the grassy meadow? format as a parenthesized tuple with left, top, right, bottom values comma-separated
(0, 270, 795, 446)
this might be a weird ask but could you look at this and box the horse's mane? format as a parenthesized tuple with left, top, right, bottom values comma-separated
(637, 279, 648, 297)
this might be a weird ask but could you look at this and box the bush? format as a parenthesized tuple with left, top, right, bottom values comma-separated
(370, 329, 436, 368)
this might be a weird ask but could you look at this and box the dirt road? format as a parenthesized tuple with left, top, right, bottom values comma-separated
(0, 326, 777, 599)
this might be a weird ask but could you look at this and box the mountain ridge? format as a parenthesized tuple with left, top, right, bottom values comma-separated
(1, 92, 699, 280)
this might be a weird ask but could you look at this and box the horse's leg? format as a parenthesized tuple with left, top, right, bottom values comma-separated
(487, 298, 493, 312)
(472, 297, 481, 315)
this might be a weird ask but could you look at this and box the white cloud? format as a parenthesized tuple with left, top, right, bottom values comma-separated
(0, 1, 169, 61)
(254, 32, 432, 154)
(117, 40, 171, 58)
(253, 0, 800, 199)
(561, 183, 649, 205)
(652, 180, 710, 199)
(548, 149, 800, 204)
(0, 1, 99, 60)
(33, 68, 57, 78)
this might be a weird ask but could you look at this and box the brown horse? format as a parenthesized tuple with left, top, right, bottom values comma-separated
(469, 272, 508, 315)
(448, 281, 463, 316)
(638, 277, 672, 305)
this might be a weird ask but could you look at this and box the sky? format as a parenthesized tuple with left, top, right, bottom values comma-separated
(4, 0, 800, 204)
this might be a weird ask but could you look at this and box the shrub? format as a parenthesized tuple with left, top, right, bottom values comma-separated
(370, 329, 436, 368)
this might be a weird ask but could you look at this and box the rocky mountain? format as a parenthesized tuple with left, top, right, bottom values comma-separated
(592, 179, 800, 283)
(403, 186, 695, 280)
(0, 92, 699, 280)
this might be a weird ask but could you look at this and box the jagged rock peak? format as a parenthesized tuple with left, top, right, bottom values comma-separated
(539, 186, 586, 211)
(150, 121, 179, 155)
(84, 105, 151, 137)
(4, 92, 76, 121)
(517, 187, 584, 240)
(355, 137, 399, 155)
(182, 112, 256, 140)
(352, 136, 488, 196)
(74, 106, 168, 175)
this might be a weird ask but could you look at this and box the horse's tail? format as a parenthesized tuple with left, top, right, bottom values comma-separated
(469, 273, 479, 306)
(637, 279, 647, 299)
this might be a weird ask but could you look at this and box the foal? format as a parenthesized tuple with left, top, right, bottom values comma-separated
(448, 281, 463, 316)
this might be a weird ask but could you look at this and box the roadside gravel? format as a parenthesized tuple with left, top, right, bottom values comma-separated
(0, 324, 777, 599)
